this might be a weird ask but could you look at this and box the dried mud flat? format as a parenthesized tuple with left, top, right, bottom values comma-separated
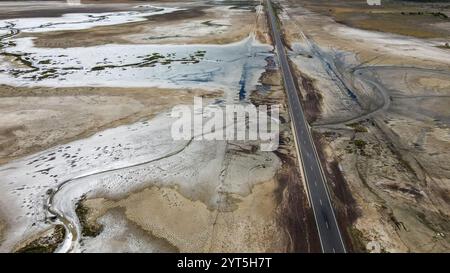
(75, 67, 321, 253)
(0, 86, 215, 165)
(0, 1, 316, 253)
(280, 0, 450, 252)
(4, 0, 448, 254)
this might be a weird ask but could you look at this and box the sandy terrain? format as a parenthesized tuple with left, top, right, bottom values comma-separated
(0, 86, 215, 165)
(82, 179, 283, 252)
(0, 0, 316, 253)
(280, 0, 450, 252)
(18, 3, 259, 47)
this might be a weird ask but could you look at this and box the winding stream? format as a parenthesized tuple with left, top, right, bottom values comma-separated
(48, 138, 193, 253)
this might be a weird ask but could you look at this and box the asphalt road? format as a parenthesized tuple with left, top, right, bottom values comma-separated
(265, 0, 346, 253)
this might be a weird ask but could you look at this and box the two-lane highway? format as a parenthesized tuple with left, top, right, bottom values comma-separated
(265, 0, 346, 253)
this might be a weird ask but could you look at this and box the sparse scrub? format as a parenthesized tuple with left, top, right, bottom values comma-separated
(353, 139, 367, 149)
(347, 123, 368, 133)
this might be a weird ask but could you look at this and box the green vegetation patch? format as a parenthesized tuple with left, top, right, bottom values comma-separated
(348, 139, 368, 156)
(91, 51, 207, 71)
(347, 122, 368, 133)
(353, 139, 367, 149)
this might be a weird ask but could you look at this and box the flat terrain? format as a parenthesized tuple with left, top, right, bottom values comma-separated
(0, 0, 317, 253)
(1, 0, 449, 253)
(299, 0, 450, 39)
(280, 0, 450, 252)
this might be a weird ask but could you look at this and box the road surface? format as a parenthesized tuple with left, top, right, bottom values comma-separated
(265, 0, 346, 253)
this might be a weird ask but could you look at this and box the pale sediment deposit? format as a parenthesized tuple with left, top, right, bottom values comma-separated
(0, 1, 313, 253)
